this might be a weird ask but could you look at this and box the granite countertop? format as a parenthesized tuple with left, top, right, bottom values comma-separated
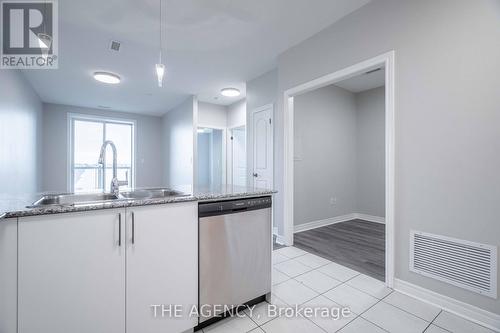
(0, 185, 276, 219)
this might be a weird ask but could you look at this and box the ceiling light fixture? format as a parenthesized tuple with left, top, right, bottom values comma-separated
(220, 88, 240, 97)
(93, 72, 121, 84)
(156, 0, 166, 87)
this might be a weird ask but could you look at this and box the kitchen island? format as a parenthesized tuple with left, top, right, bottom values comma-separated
(0, 185, 275, 333)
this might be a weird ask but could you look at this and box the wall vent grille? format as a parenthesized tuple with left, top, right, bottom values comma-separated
(410, 231, 497, 298)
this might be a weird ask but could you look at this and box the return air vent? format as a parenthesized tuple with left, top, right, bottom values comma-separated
(410, 231, 497, 298)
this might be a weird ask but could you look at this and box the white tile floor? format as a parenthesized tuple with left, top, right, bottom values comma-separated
(202, 247, 497, 333)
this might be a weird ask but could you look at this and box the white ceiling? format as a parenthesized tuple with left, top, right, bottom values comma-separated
(22, 0, 371, 116)
(334, 68, 385, 93)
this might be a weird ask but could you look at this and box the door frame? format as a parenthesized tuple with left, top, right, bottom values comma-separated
(227, 125, 246, 186)
(250, 104, 274, 189)
(283, 51, 396, 287)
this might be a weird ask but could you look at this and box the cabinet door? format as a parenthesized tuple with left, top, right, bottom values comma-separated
(0, 218, 17, 333)
(18, 210, 126, 333)
(126, 202, 198, 333)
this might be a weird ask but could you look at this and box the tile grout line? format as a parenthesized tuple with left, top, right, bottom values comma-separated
(334, 314, 390, 333)
(211, 247, 456, 333)
(430, 309, 442, 325)
(351, 291, 391, 331)
(358, 292, 440, 332)
(273, 255, 392, 315)
(296, 273, 364, 333)
(268, 266, 361, 333)
(427, 310, 459, 333)
(272, 248, 451, 333)
(422, 309, 443, 333)
(378, 294, 441, 324)
(279, 260, 447, 330)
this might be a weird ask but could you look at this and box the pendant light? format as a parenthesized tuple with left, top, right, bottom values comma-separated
(156, 0, 165, 87)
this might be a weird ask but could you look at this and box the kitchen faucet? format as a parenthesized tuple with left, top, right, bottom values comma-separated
(98, 140, 128, 196)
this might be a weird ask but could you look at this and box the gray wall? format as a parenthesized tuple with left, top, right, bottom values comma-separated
(198, 99, 247, 129)
(294, 85, 358, 226)
(356, 87, 385, 217)
(277, 0, 500, 313)
(227, 99, 246, 128)
(247, 69, 278, 116)
(42, 103, 163, 192)
(162, 97, 195, 187)
(198, 102, 227, 128)
(0, 70, 42, 194)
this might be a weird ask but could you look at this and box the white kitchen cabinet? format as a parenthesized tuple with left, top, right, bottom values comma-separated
(18, 209, 126, 333)
(0, 218, 18, 333)
(126, 202, 198, 333)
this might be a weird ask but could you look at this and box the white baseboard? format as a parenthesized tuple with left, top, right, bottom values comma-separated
(354, 213, 385, 224)
(294, 212, 385, 233)
(294, 213, 357, 233)
(394, 279, 500, 332)
(274, 234, 286, 245)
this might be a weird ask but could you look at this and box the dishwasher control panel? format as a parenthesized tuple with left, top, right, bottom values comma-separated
(199, 196, 272, 217)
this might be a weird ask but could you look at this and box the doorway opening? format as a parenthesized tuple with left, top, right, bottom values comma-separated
(196, 127, 226, 188)
(282, 52, 395, 287)
(294, 69, 385, 281)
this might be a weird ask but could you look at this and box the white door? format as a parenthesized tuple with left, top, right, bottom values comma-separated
(18, 210, 126, 333)
(231, 126, 247, 186)
(126, 202, 198, 333)
(252, 105, 273, 189)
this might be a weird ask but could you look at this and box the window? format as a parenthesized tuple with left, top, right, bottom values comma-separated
(69, 114, 135, 193)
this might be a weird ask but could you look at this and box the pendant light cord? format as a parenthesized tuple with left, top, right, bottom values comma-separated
(43, 1, 46, 34)
(159, 0, 162, 63)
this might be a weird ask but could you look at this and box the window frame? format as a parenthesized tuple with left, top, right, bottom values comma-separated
(67, 113, 136, 193)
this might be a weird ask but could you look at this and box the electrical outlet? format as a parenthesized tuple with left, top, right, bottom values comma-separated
(330, 197, 337, 205)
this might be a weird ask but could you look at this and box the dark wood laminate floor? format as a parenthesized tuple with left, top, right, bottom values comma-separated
(293, 219, 385, 281)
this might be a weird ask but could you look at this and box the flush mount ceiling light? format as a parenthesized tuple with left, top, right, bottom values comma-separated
(220, 88, 240, 97)
(93, 72, 121, 84)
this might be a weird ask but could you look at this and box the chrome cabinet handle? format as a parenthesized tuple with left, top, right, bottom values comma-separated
(131, 212, 135, 245)
(118, 213, 122, 246)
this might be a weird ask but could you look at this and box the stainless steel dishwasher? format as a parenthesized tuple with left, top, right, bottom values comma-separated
(198, 196, 272, 326)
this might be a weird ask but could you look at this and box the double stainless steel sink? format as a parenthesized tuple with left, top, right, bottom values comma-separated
(28, 188, 188, 208)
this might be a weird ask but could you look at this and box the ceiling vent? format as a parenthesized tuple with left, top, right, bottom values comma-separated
(410, 231, 497, 298)
(109, 40, 121, 52)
